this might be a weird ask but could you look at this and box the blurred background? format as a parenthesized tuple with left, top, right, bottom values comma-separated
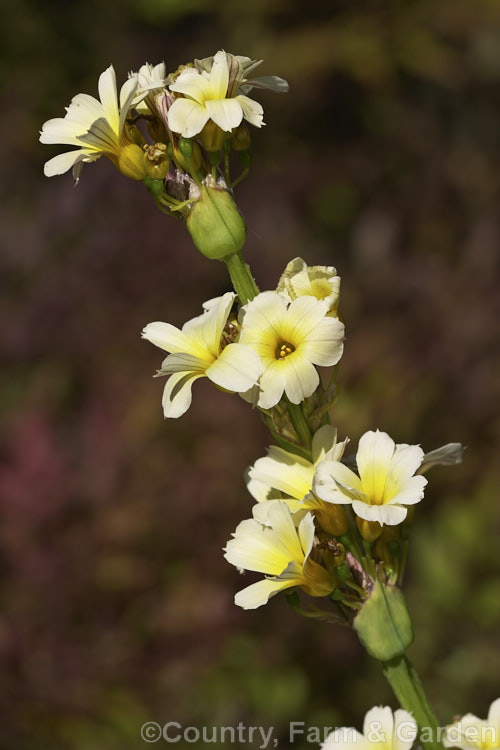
(2, 0, 500, 747)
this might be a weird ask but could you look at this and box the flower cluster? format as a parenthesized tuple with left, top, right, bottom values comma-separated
(41, 48, 475, 750)
(140, 251, 462, 612)
(142, 260, 344, 419)
(40, 51, 288, 260)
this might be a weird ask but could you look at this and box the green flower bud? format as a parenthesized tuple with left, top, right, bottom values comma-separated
(232, 123, 251, 151)
(200, 121, 227, 151)
(356, 517, 383, 542)
(186, 185, 247, 260)
(173, 139, 203, 173)
(353, 578, 414, 661)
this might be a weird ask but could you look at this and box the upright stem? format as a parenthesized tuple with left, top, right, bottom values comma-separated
(224, 251, 259, 305)
(286, 400, 313, 451)
(382, 655, 443, 750)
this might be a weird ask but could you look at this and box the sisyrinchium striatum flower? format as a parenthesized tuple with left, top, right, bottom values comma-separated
(443, 698, 500, 750)
(277, 257, 341, 317)
(247, 425, 350, 537)
(239, 291, 345, 409)
(314, 429, 427, 539)
(40, 65, 148, 181)
(142, 292, 262, 418)
(224, 500, 337, 610)
(321, 706, 418, 750)
(168, 50, 288, 138)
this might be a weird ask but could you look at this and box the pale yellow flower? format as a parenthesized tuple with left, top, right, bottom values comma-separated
(224, 501, 336, 609)
(239, 291, 344, 409)
(168, 50, 266, 138)
(142, 292, 263, 418)
(314, 430, 427, 526)
(247, 425, 349, 535)
(277, 257, 341, 317)
(40, 65, 144, 180)
(322, 706, 417, 750)
(444, 698, 500, 750)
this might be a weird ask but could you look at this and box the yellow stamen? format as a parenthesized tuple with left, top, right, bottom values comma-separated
(276, 342, 295, 359)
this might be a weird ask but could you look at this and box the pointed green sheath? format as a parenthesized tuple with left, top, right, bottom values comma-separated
(187, 186, 247, 260)
(353, 578, 414, 661)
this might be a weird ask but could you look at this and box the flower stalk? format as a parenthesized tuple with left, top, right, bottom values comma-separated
(382, 655, 444, 750)
(223, 250, 259, 304)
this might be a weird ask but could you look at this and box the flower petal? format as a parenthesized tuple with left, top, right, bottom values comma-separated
(240, 291, 287, 343)
(363, 706, 394, 747)
(167, 97, 210, 137)
(194, 291, 235, 355)
(356, 430, 396, 498)
(43, 149, 95, 177)
(300, 316, 345, 366)
(321, 728, 369, 750)
(389, 443, 425, 485)
(205, 343, 263, 392)
(386, 475, 427, 506)
(208, 49, 230, 100)
(257, 360, 286, 409)
(314, 461, 363, 504)
(157, 352, 208, 374)
(311, 424, 339, 464)
(352, 500, 407, 525)
(119, 75, 139, 134)
(98, 65, 119, 133)
(235, 94, 264, 127)
(205, 98, 243, 132)
(281, 295, 329, 341)
(297, 512, 315, 558)
(224, 517, 293, 575)
(141, 321, 207, 358)
(266, 501, 305, 562)
(488, 698, 500, 732)
(282, 355, 319, 404)
(393, 709, 418, 750)
(249, 447, 314, 500)
(234, 577, 297, 610)
(161, 371, 203, 418)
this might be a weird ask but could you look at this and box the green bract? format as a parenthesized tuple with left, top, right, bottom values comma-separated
(186, 186, 247, 260)
(353, 578, 414, 661)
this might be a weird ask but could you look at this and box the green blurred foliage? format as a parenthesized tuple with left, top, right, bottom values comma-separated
(1, 0, 500, 748)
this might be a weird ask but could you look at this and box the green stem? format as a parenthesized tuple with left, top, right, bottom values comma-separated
(286, 400, 312, 451)
(382, 655, 443, 750)
(223, 251, 259, 305)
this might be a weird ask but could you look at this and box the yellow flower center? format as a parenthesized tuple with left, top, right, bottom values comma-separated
(276, 341, 296, 359)
(310, 278, 332, 300)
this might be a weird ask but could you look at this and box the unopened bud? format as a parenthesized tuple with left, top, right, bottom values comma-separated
(117, 143, 148, 180)
(373, 539, 392, 565)
(200, 121, 227, 151)
(232, 123, 251, 151)
(143, 143, 170, 180)
(356, 517, 382, 543)
(173, 139, 203, 173)
(316, 504, 349, 537)
(186, 185, 247, 260)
